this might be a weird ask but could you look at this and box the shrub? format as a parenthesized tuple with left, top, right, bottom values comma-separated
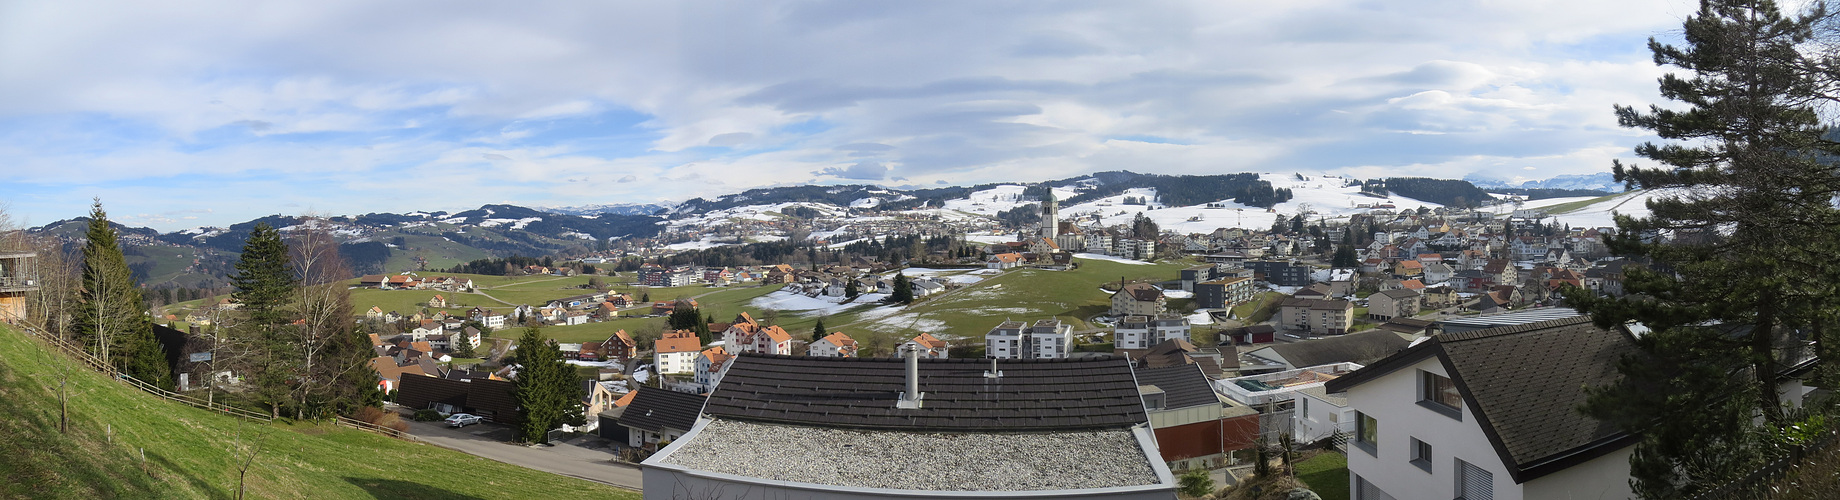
(377, 412, 410, 433)
(1179, 469, 1215, 497)
(412, 409, 444, 422)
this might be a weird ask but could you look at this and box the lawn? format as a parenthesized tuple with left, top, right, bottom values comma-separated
(538, 285, 784, 344)
(0, 324, 637, 500)
(757, 257, 1195, 356)
(1294, 451, 1350, 500)
(1231, 292, 1284, 322)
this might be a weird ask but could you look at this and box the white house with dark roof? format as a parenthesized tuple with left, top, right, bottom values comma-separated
(1324, 316, 1641, 500)
(640, 353, 1178, 499)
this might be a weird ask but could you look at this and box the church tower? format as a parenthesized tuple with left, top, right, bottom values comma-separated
(1039, 191, 1058, 239)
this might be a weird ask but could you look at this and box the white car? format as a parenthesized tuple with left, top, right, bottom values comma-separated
(445, 413, 482, 428)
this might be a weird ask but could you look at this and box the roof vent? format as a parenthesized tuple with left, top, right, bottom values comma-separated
(896, 342, 925, 409)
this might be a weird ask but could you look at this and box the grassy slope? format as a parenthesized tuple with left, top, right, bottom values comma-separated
(0, 325, 637, 500)
(759, 258, 1193, 353)
(1540, 191, 1633, 215)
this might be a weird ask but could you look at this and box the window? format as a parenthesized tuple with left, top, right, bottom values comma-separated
(1300, 397, 1310, 415)
(1419, 371, 1463, 419)
(1355, 474, 1398, 500)
(1410, 438, 1432, 472)
(1456, 458, 1493, 500)
(1354, 411, 1379, 455)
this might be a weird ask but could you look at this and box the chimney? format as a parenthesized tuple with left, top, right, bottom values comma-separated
(897, 343, 924, 409)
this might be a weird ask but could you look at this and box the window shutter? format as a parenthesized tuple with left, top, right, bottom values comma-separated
(1456, 459, 1493, 500)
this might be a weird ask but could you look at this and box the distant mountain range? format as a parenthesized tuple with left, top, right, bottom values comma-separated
(27, 170, 1613, 290)
(1465, 172, 1621, 192)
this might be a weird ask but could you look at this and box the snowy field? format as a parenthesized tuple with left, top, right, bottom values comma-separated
(1074, 253, 1152, 265)
(1545, 190, 1660, 229)
(749, 289, 890, 316)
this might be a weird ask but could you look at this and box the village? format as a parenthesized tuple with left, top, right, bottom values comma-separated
(111, 189, 1672, 498)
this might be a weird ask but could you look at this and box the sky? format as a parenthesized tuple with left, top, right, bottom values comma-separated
(0, 0, 1716, 231)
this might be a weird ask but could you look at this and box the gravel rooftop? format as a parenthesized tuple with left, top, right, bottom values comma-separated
(659, 418, 1162, 491)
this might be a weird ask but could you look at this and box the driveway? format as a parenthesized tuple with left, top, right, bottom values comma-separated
(401, 418, 643, 491)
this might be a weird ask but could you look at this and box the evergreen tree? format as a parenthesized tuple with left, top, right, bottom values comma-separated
(844, 279, 860, 299)
(812, 318, 826, 342)
(512, 327, 584, 444)
(228, 222, 299, 418)
(70, 199, 170, 387)
(1561, 1, 1840, 496)
(891, 273, 913, 304)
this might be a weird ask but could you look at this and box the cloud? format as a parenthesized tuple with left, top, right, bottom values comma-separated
(818, 161, 890, 180)
(0, 0, 1690, 230)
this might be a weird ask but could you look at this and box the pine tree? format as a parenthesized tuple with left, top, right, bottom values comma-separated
(1561, 1, 1840, 496)
(513, 327, 584, 444)
(891, 273, 913, 304)
(70, 200, 171, 387)
(228, 222, 299, 418)
(812, 318, 826, 342)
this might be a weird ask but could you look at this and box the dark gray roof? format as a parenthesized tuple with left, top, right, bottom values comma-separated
(620, 386, 707, 433)
(1439, 317, 1634, 474)
(1325, 315, 1640, 483)
(1377, 288, 1420, 300)
(1133, 365, 1218, 410)
(703, 354, 1148, 432)
(1263, 330, 1410, 367)
(1437, 307, 1581, 334)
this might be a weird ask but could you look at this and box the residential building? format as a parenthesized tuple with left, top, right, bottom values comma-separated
(1324, 316, 1647, 500)
(808, 332, 859, 357)
(1367, 289, 1421, 321)
(1243, 330, 1411, 372)
(654, 330, 703, 375)
(1245, 260, 1312, 287)
(1115, 315, 1154, 350)
(613, 386, 706, 450)
(1278, 298, 1354, 335)
(1194, 277, 1254, 310)
(693, 347, 731, 391)
(1110, 283, 1167, 317)
(1137, 364, 1261, 472)
(985, 319, 1074, 360)
(1292, 386, 1355, 447)
(720, 313, 794, 355)
(641, 354, 1180, 499)
(910, 333, 949, 358)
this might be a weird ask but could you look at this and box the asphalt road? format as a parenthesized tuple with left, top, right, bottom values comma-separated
(402, 419, 644, 492)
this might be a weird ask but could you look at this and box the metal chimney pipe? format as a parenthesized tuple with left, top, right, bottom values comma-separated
(898, 343, 923, 409)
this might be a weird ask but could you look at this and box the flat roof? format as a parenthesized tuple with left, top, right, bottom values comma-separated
(658, 418, 1163, 491)
(1437, 307, 1582, 333)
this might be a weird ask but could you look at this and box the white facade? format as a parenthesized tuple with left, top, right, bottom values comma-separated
(1150, 317, 1189, 345)
(1115, 316, 1152, 350)
(1030, 320, 1072, 359)
(1292, 390, 1354, 445)
(656, 350, 698, 375)
(1342, 356, 1634, 500)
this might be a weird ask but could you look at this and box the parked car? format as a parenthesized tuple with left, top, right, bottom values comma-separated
(445, 413, 482, 428)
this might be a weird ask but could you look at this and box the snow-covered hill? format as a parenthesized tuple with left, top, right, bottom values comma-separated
(1059, 173, 1442, 234)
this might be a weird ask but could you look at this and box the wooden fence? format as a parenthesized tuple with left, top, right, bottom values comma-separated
(18, 322, 276, 422)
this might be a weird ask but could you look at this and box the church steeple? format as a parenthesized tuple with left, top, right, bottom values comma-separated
(1039, 190, 1058, 239)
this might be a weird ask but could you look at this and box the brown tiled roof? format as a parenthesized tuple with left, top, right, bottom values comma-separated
(911, 332, 947, 349)
(655, 330, 703, 354)
(820, 332, 856, 348)
(1117, 283, 1164, 302)
(703, 354, 1148, 432)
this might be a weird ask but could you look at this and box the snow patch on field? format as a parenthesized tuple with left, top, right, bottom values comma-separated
(1074, 253, 1152, 265)
(750, 289, 889, 316)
